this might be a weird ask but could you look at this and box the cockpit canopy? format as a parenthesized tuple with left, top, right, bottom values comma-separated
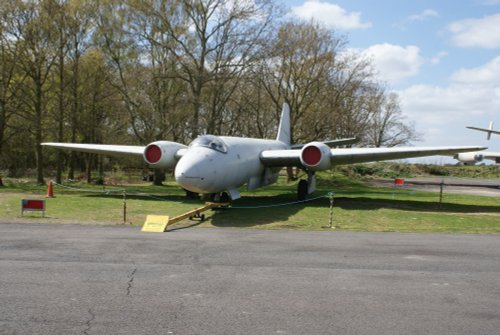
(189, 135, 228, 153)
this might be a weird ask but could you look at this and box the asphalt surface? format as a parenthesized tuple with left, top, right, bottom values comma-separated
(0, 223, 499, 335)
(367, 177, 500, 197)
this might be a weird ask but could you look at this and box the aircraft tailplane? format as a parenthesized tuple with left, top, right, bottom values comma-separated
(276, 103, 291, 147)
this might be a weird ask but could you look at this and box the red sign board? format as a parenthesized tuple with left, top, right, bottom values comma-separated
(21, 199, 46, 217)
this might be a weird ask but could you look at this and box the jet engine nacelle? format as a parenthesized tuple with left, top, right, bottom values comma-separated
(454, 152, 484, 165)
(143, 141, 186, 169)
(300, 142, 331, 171)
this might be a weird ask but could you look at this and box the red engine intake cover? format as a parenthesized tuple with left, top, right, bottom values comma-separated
(145, 144, 162, 164)
(301, 145, 322, 166)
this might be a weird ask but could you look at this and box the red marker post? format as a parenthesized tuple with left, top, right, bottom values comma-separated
(394, 178, 405, 186)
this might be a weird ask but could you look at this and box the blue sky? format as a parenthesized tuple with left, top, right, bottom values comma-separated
(283, 0, 500, 163)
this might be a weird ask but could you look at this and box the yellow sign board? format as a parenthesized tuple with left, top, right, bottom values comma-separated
(142, 215, 170, 232)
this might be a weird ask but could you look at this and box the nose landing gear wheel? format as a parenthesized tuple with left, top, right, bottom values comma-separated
(185, 189, 199, 199)
(211, 192, 230, 203)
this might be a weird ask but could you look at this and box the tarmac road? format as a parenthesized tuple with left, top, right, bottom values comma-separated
(0, 223, 499, 335)
(366, 177, 500, 197)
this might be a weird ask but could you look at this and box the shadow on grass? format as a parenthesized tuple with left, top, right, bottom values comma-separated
(82, 189, 500, 229)
(209, 192, 500, 228)
(332, 197, 500, 214)
(210, 193, 308, 228)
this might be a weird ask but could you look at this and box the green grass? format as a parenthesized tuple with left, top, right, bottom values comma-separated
(0, 175, 499, 233)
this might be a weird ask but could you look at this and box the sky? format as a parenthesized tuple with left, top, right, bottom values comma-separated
(283, 0, 500, 164)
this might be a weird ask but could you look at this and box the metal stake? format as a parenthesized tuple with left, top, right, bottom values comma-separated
(123, 190, 127, 224)
(439, 179, 444, 209)
(327, 192, 336, 229)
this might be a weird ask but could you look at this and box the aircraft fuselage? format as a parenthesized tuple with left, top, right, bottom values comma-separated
(174, 136, 287, 196)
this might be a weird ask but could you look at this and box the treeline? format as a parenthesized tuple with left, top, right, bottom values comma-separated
(0, 0, 419, 184)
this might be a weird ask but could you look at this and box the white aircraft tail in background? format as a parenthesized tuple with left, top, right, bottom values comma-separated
(467, 121, 500, 140)
(43, 103, 487, 201)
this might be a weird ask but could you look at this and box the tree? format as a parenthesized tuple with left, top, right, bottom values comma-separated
(364, 92, 421, 147)
(143, 0, 276, 137)
(258, 21, 342, 144)
(95, 0, 185, 184)
(10, 0, 59, 184)
(0, 1, 421, 179)
(0, 2, 25, 161)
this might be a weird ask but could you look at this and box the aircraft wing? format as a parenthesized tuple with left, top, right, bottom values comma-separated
(484, 152, 500, 163)
(291, 137, 358, 149)
(260, 146, 488, 167)
(41, 143, 145, 157)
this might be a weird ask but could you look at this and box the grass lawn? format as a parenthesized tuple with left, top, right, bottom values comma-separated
(0, 175, 499, 234)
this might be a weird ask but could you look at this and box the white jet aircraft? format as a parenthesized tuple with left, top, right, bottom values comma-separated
(43, 104, 487, 201)
(455, 121, 500, 164)
(454, 151, 500, 165)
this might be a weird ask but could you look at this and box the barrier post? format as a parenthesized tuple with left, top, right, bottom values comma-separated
(439, 179, 444, 209)
(323, 192, 337, 229)
(123, 190, 127, 224)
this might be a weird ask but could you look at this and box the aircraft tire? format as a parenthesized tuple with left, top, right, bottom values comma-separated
(297, 179, 308, 201)
(210, 192, 230, 203)
(185, 189, 199, 199)
(220, 192, 230, 203)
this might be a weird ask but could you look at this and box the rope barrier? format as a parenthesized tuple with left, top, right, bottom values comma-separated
(52, 180, 173, 202)
(228, 193, 332, 209)
(50, 180, 334, 209)
(52, 181, 125, 194)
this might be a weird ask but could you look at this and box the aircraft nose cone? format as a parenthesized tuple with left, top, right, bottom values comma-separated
(174, 147, 225, 194)
(174, 150, 212, 193)
(175, 163, 204, 193)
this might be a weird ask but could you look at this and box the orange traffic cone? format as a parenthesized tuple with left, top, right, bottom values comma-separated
(46, 180, 54, 198)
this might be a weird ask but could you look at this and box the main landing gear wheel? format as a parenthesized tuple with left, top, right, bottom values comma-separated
(189, 213, 206, 221)
(297, 179, 308, 201)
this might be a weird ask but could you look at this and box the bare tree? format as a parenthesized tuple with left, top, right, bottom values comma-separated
(258, 21, 343, 144)
(143, 0, 277, 137)
(364, 92, 421, 147)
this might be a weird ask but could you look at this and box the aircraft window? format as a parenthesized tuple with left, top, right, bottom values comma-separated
(190, 135, 228, 153)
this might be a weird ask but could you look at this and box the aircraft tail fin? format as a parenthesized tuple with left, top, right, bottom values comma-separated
(276, 103, 291, 146)
(487, 121, 494, 140)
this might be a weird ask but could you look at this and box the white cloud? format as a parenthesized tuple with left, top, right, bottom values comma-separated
(399, 85, 497, 122)
(291, 1, 372, 30)
(408, 9, 439, 22)
(395, 9, 438, 30)
(430, 51, 448, 64)
(451, 56, 500, 85)
(398, 84, 500, 151)
(397, 57, 500, 150)
(362, 44, 423, 84)
(447, 13, 500, 48)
